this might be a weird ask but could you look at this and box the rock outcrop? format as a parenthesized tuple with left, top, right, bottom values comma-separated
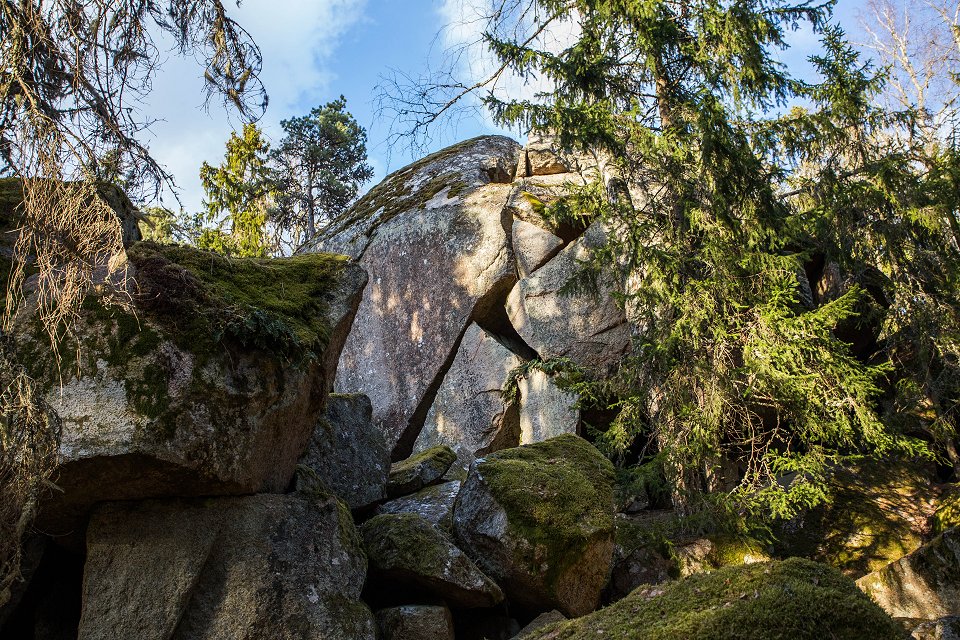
(386, 445, 458, 499)
(80, 493, 375, 640)
(517, 369, 579, 445)
(375, 480, 462, 531)
(307, 136, 523, 457)
(376, 605, 455, 640)
(453, 434, 616, 616)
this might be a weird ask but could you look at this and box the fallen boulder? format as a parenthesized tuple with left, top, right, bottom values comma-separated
(453, 434, 616, 616)
(376, 605, 455, 640)
(296, 393, 390, 509)
(387, 445, 458, 499)
(362, 513, 504, 609)
(375, 481, 462, 531)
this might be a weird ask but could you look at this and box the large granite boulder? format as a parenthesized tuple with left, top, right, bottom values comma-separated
(11, 243, 366, 536)
(414, 323, 522, 469)
(524, 558, 908, 640)
(506, 224, 630, 373)
(857, 527, 960, 620)
(362, 513, 504, 609)
(79, 493, 375, 640)
(295, 393, 390, 509)
(453, 434, 616, 616)
(306, 136, 523, 457)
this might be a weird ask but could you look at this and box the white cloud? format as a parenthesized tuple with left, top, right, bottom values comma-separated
(142, 0, 367, 212)
(435, 0, 580, 126)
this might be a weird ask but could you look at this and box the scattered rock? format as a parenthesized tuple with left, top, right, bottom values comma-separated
(453, 434, 616, 616)
(79, 493, 375, 640)
(362, 513, 504, 609)
(676, 538, 716, 577)
(910, 617, 960, 640)
(375, 481, 462, 531)
(295, 393, 390, 509)
(514, 610, 567, 638)
(857, 527, 960, 620)
(414, 323, 521, 469)
(506, 224, 630, 373)
(517, 369, 579, 445)
(307, 136, 523, 456)
(387, 445, 458, 499)
(524, 559, 909, 640)
(376, 605, 455, 640)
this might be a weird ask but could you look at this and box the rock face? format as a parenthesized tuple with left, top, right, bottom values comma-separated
(295, 393, 390, 509)
(523, 558, 908, 640)
(376, 481, 462, 531)
(414, 323, 522, 468)
(16, 244, 367, 536)
(79, 493, 375, 640)
(387, 445, 458, 499)
(362, 513, 504, 609)
(506, 224, 630, 373)
(375, 605, 455, 640)
(307, 136, 523, 457)
(517, 369, 579, 445)
(512, 219, 564, 277)
(857, 527, 960, 620)
(453, 434, 616, 617)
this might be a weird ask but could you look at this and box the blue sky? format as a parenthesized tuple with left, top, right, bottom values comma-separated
(145, 0, 869, 213)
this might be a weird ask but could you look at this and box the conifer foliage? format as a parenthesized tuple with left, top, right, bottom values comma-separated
(420, 0, 960, 525)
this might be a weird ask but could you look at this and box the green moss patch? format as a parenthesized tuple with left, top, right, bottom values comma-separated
(478, 434, 615, 585)
(527, 558, 908, 640)
(128, 241, 347, 361)
(773, 460, 937, 577)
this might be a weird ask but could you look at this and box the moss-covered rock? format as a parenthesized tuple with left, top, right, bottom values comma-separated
(527, 558, 909, 640)
(857, 526, 960, 620)
(361, 513, 503, 609)
(387, 445, 458, 498)
(10, 238, 367, 538)
(774, 460, 939, 577)
(375, 480, 462, 532)
(453, 434, 616, 617)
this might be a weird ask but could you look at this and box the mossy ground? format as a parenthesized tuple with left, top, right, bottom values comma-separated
(479, 434, 615, 588)
(527, 558, 909, 640)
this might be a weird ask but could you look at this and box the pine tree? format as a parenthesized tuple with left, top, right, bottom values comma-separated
(271, 97, 373, 247)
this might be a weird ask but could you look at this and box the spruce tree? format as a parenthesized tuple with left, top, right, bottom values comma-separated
(457, 0, 946, 524)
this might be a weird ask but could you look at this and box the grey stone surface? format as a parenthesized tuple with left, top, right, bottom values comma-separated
(513, 610, 567, 639)
(362, 513, 504, 609)
(375, 480, 462, 531)
(414, 323, 522, 469)
(513, 219, 564, 277)
(518, 369, 580, 445)
(80, 493, 375, 640)
(387, 445, 458, 499)
(506, 224, 630, 373)
(295, 393, 389, 509)
(308, 136, 523, 456)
